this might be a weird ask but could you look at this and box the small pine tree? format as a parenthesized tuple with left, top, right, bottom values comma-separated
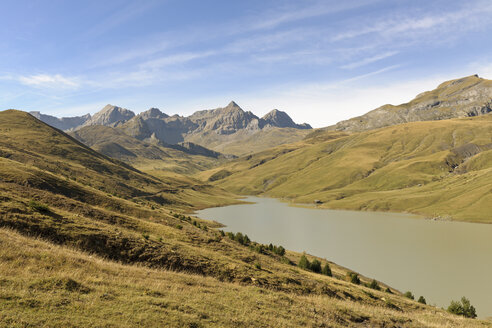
(368, 279, 380, 290)
(310, 259, 321, 273)
(448, 297, 477, 318)
(417, 296, 426, 304)
(243, 234, 250, 245)
(298, 254, 310, 270)
(404, 291, 415, 300)
(347, 272, 360, 285)
(235, 232, 244, 245)
(321, 263, 332, 276)
(276, 246, 285, 256)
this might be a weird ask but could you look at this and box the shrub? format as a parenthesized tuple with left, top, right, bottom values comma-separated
(298, 254, 310, 270)
(254, 262, 261, 270)
(175, 224, 183, 230)
(235, 232, 245, 245)
(243, 234, 250, 245)
(417, 296, 426, 304)
(274, 245, 285, 256)
(310, 259, 321, 273)
(345, 272, 360, 284)
(385, 287, 392, 294)
(28, 200, 50, 213)
(322, 263, 332, 276)
(368, 279, 380, 290)
(447, 297, 477, 318)
(142, 233, 150, 240)
(404, 291, 414, 300)
(219, 230, 225, 236)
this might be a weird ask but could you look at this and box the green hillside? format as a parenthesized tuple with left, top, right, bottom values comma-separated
(210, 114, 492, 223)
(0, 110, 486, 326)
(69, 125, 225, 174)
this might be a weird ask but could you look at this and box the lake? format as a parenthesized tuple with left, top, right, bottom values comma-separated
(196, 196, 492, 318)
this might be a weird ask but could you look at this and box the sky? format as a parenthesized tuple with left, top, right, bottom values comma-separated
(1, 0, 492, 127)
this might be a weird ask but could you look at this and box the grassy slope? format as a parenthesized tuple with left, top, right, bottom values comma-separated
(211, 115, 492, 222)
(0, 111, 486, 326)
(185, 126, 311, 156)
(3, 228, 489, 328)
(69, 125, 223, 175)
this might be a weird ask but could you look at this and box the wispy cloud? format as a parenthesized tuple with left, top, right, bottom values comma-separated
(247, 0, 376, 31)
(139, 51, 217, 69)
(18, 74, 80, 89)
(332, 2, 492, 42)
(341, 51, 398, 69)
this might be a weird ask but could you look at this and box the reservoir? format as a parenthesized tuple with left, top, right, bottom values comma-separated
(196, 196, 492, 318)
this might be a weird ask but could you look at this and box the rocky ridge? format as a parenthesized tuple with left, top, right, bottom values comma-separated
(330, 75, 492, 132)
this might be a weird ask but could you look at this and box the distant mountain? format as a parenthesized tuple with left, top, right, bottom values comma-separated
(69, 125, 232, 174)
(262, 109, 311, 129)
(330, 75, 492, 132)
(29, 111, 91, 131)
(81, 104, 135, 127)
(30, 101, 311, 156)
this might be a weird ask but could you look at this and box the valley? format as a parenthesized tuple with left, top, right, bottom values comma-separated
(1, 75, 492, 326)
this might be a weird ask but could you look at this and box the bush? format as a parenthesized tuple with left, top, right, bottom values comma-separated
(298, 254, 310, 270)
(368, 279, 380, 290)
(385, 287, 392, 294)
(254, 262, 261, 270)
(322, 263, 332, 276)
(274, 245, 285, 256)
(404, 291, 414, 300)
(142, 233, 150, 240)
(28, 200, 50, 213)
(447, 297, 477, 318)
(219, 230, 225, 236)
(417, 296, 426, 304)
(347, 272, 360, 285)
(175, 224, 183, 230)
(243, 234, 250, 245)
(310, 259, 321, 273)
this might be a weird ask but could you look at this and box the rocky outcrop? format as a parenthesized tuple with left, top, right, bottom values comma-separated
(29, 111, 91, 131)
(81, 104, 135, 127)
(329, 75, 492, 132)
(262, 109, 312, 129)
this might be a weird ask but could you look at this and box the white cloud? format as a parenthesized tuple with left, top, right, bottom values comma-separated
(18, 74, 80, 89)
(139, 51, 216, 69)
(341, 51, 398, 69)
(332, 2, 492, 42)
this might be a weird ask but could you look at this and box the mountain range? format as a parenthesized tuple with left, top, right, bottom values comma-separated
(31, 101, 311, 155)
(1, 75, 491, 326)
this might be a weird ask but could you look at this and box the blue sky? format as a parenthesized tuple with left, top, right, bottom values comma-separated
(1, 0, 492, 127)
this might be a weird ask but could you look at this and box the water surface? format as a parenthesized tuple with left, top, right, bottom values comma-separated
(196, 197, 492, 318)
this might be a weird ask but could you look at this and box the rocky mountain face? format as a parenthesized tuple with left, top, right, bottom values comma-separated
(81, 104, 135, 128)
(30, 101, 311, 156)
(29, 111, 91, 131)
(330, 75, 492, 132)
(262, 109, 311, 129)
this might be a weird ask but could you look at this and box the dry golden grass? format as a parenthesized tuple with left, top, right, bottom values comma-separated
(1, 228, 489, 328)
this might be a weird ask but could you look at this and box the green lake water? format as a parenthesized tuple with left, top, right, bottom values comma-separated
(196, 196, 492, 318)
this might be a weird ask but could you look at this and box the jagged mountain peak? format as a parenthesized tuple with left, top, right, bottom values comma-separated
(139, 107, 169, 120)
(262, 108, 312, 129)
(82, 104, 135, 128)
